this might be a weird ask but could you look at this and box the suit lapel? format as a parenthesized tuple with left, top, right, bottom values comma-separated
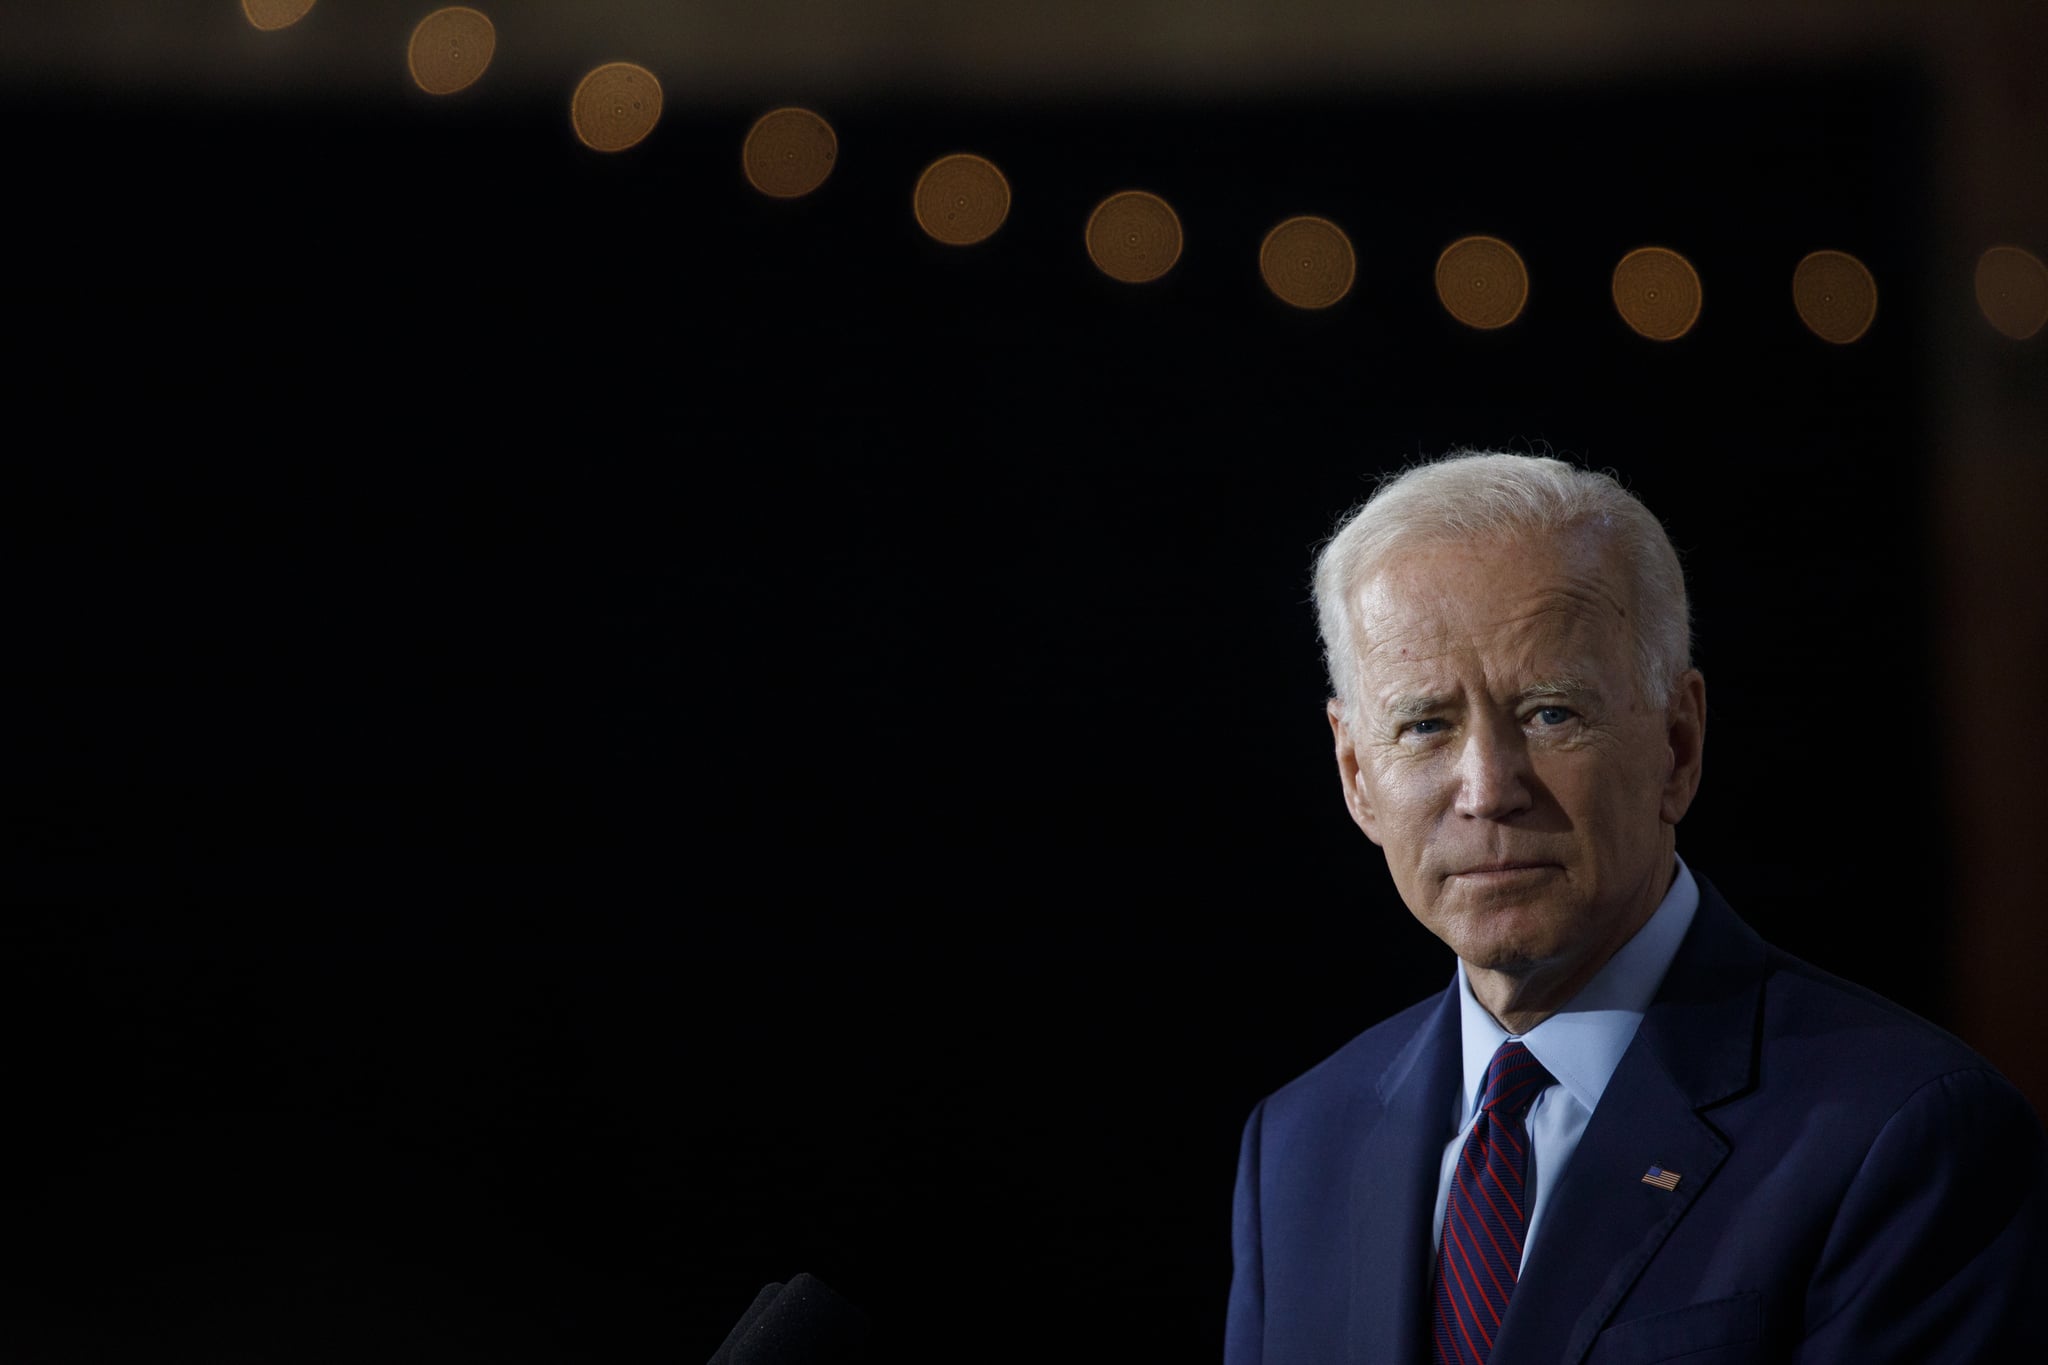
(1490, 1036, 1733, 1365)
(1348, 982, 1463, 1365)
(1482, 879, 1769, 1365)
(1492, 881, 1766, 1365)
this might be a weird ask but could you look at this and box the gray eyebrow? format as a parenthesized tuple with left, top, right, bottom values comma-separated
(1512, 676, 1597, 703)
(1386, 694, 1446, 721)
(1383, 676, 1597, 720)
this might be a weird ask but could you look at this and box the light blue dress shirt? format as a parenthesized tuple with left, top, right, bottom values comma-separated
(1430, 855, 1700, 1267)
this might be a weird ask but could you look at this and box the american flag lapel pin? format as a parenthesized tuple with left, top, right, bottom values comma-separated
(1641, 1165, 1683, 1191)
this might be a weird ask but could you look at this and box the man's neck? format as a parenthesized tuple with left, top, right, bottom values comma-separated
(1465, 856, 1678, 1035)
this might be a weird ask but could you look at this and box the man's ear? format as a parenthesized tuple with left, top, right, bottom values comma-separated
(1328, 700, 1382, 845)
(1659, 668, 1707, 826)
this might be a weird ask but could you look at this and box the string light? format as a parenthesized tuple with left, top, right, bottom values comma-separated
(1435, 235, 1529, 330)
(1084, 192, 1183, 284)
(571, 63, 663, 153)
(1611, 247, 1702, 341)
(1975, 246, 2048, 341)
(743, 109, 839, 199)
(243, 23, 2025, 344)
(913, 155, 1011, 246)
(407, 8, 495, 97)
(242, 0, 314, 31)
(1791, 250, 1877, 344)
(1259, 217, 1355, 310)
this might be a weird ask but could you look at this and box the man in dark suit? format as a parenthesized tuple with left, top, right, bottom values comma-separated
(1226, 451, 2048, 1364)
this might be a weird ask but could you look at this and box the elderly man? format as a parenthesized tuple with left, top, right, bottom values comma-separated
(1225, 452, 2047, 1365)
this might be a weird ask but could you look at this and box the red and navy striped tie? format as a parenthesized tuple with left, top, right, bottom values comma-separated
(1432, 1039, 1556, 1365)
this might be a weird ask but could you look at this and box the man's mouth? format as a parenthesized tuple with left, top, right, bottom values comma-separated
(1448, 861, 1557, 879)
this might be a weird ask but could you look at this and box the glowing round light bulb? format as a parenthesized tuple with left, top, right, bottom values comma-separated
(1612, 247, 1702, 341)
(1435, 235, 1529, 330)
(408, 8, 496, 97)
(1791, 250, 1878, 344)
(572, 63, 663, 153)
(1260, 216, 1356, 310)
(1975, 246, 2048, 341)
(1085, 191, 1184, 284)
(243, 0, 315, 32)
(913, 154, 1011, 246)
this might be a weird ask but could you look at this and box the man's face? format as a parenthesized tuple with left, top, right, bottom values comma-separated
(1330, 529, 1705, 984)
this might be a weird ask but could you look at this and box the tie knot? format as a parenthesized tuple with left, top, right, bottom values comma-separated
(1479, 1040, 1555, 1121)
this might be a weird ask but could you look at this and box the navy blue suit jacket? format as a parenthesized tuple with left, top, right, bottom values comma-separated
(1226, 879, 2048, 1364)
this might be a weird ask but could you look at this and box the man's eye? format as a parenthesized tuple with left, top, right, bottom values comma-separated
(1532, 706, 1573, 726)
(1405, 718, 1446, 736)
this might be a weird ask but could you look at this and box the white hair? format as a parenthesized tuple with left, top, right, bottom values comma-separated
(1312, 450, 1692, 727)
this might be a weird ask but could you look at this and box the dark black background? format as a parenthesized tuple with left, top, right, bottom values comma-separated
(4, 59, 1946, 1364)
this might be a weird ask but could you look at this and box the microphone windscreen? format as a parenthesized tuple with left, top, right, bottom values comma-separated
(708, 1281, 783, 1365)
(729, 1272, 869, 1365)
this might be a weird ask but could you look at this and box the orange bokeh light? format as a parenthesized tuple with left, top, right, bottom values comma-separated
(1085, 192, 1183, 284)
(242, 0, 315, 31)
(1611, 247, 1702, 341)
(408, 8, 496, 97)
(913, 155, 1011, 246)
(571, 63, 663, 153)
(1260, 217, 1355, 310)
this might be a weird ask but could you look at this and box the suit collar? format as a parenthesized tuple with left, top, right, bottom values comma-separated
(1459, 856, 1704, 1118)
(1626, 874, 1765, 1111)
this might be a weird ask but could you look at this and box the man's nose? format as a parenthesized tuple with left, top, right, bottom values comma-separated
(1453, 722, 1535, 820)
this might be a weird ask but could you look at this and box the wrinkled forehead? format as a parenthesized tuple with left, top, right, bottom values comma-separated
(1350, 531, 1636, 690)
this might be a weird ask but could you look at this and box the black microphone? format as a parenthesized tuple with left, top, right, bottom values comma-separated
(708, 1273, 869, 1365)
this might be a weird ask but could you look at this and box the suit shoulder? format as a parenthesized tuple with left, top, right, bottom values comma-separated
(1259, 988, 1446, 1125)
(1761, 943, 1983, 1058)
(1690, 878, 1991, 1085)
(1756, 941, 2012, 1101)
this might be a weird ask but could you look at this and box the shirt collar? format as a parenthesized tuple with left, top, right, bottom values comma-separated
(1453, 854, 1701, 1120)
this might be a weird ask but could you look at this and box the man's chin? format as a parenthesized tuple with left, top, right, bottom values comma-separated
(1436, 903, 1572, 976)
(1462, 952, 1557, 984)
